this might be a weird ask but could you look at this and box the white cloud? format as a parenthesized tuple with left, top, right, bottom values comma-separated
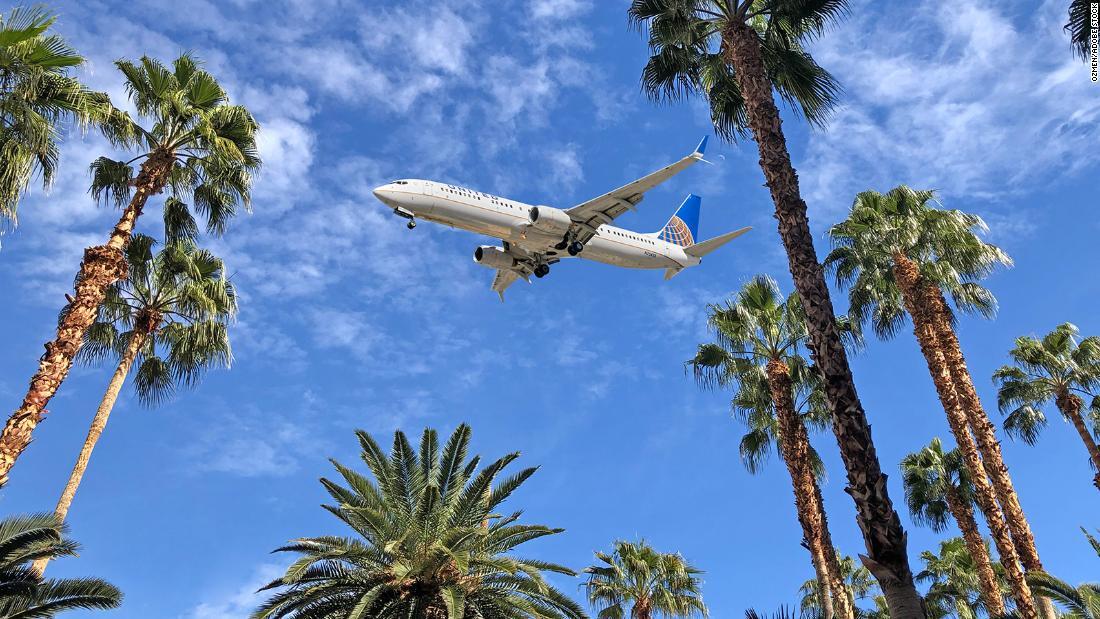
(799, 0, 1100, 218)
(186, 563, 285, 619)
(546, 144, 584, 194)
(530, 0, 592, 20)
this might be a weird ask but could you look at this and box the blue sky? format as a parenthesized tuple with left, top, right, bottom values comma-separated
(1, 0, 1099, 616)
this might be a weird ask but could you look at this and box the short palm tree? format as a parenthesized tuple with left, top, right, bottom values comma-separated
(994, 322, 1100, 491)
(799, 553, 885, 619)
(689, 275, 852, 619)
(1066, 0, 1095, 61)
(0, 6, 111, 230)
(0, 53, 259, 485)
(917, 538, 1006, 619)
(628, 4, 918, 610)
(0, 513, 121, 616)
(33, 233, 234, 575)
(254, 424, 585, 619)
(583, 540, 706, 619)
(900, 438, 1007, 617)
(826, 185, 1047, 619)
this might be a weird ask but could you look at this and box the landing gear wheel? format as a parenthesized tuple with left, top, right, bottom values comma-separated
(567, 241, 583, 256)
(553, 240, 569, 250)
(534, 264, 550, 278)
(407, 220, 417, 229)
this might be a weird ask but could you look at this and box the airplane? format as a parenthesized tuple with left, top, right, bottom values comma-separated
(371, 137, 751, 300)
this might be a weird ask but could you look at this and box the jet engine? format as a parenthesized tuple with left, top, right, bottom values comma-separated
(473, 246, 516, 270)
(527, 206, 572, 236)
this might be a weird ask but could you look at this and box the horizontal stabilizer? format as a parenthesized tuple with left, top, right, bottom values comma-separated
(684, 227, 751, 258)
(664, 267, 683, 281)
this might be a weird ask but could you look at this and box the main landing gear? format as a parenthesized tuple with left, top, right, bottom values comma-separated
(566, 241, 583, 256)
(534, 264, 550, 278)
(393, 207, 416, 229)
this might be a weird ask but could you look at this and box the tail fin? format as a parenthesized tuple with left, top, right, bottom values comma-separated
(656, 194, 701, 247)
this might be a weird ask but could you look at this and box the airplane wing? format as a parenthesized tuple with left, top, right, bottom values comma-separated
(564, 137, 708, 244)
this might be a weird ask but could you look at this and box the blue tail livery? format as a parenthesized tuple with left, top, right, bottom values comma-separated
(657, 194, 702, 247)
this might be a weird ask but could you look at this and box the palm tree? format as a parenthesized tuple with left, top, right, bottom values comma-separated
(689, 275, 853, 619)
(994, 323, 1100, 491)
(799, 553, 887, 619)
(826, 185, 1047, 619)
(0, 6, 112, 230)
(900, 439, 1007, 617)
(32, 233, 234, 575)
(0, 513, 121, 616)
(254, 424, 586, 619)
(583, 540, 706, 619)
(1024, 573, 1100, 619)
(0, 53, 259, 485)
(1066, 0, 1095, 61)
(627, 4, 919, 611)
(917, 538, 1007, 619)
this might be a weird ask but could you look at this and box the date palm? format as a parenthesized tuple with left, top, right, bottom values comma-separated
(0, 53, 259, 484)
(627, 3, 919, 611)
(826, 185, 1047, 619)
(689, 275, 852, 619)
(583, 540, 706, 619)
(0, 6, 111, 230)
(917, 538, 1006, 619)
(1066, 0, 1095, 61)
(33, 233, 234, 575)
(901, 439, 1007, 616)
(0, 513, 121, 616)
(994, 323, 1100, 491)
(254, 424, 585, 619)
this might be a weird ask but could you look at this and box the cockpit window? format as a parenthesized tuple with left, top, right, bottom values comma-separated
(391, 180, 409, 185)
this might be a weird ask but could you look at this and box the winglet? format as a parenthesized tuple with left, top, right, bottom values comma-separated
(694, 136, 709, 156)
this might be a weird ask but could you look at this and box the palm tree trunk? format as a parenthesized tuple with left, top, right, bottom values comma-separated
(922, 287, 1055, 619)
(0, 149, 173, 486)
(810, 456, 856, 619)
(944, 486, 1005, 617)
(766, 359, 850, 619)
(892, 254, 1036, 619)
(1055, 391, 1100, 491)
(30, 330, 147, 576)
(723, 22, 922, 617)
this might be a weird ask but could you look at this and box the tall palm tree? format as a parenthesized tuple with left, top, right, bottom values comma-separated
(583, 540, 706, 619)
(33, 233, 234, 575)
(917, 538, 1007, 619)
(689, 275, 853, 619)
(254, 424, 586, 619)
(994, 323, 1100, 491)
(900, 439, 1007, 617)
(826, 185, 1047, 619)
(1066, 0, 1095, 61)
(0, 53, 259, 485)
(0, 6, 112, 230)
(627, 4, 920, 611)
(0, 513, 121, 616)
(799, 553, 887, 619)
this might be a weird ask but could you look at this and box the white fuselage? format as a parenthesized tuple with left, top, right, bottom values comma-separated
(372, 179, 699, 270)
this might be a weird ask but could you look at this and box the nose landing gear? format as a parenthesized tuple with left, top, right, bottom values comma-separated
(392, 207, 417, 230)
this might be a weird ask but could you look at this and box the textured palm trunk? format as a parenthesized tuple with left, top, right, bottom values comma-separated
(810, 453, 856, 619)
(892, 255, 1036, 618)
(923, 287, 1055, 619)
(0, 149, 173, 485)
(766, 359, 852, 619)
(1055, 391, 1100, 491)
(944, 486, 1005, 616)
(723, 22, 921, 617)
(31, 328, 149, 576)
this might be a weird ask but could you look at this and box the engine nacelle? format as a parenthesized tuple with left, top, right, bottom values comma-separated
(527, 205, 572, 236)
(473, 246, 516, 270)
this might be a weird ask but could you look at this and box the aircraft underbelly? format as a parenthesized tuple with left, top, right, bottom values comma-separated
(582, 238, 675, 270)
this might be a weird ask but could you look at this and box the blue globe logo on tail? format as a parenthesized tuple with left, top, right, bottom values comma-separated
(658, 194, 701, 247)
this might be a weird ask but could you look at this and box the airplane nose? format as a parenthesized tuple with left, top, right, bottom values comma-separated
(373, 185, 394, 204)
